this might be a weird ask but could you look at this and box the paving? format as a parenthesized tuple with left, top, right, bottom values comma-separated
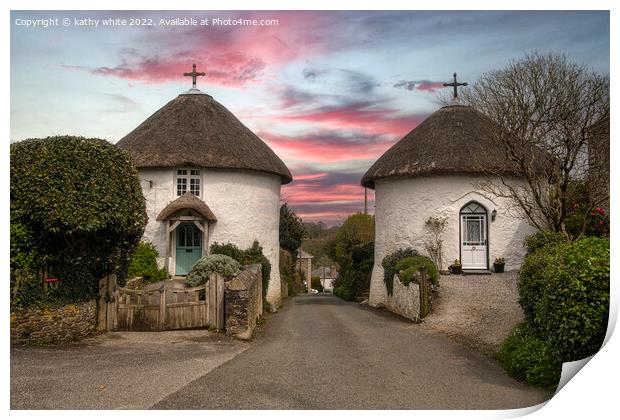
(154, 293, 552, 409)
(10, 330, 249, 409)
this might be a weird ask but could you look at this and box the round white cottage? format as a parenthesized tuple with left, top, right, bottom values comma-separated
(117, 86, 292, 307)
(361, 104, 535, 307)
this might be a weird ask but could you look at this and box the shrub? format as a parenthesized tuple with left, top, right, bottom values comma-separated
(395, 255, 439, 287)
(518, 241, 567, 326)
(127, 242, 169, 283)
(185, 254, 241, 287)
(211, 241, 271, 303)
(536, 237, 610, 361)
(10, 136, 147, 308)
(524, 230, 566, 255)
(381, 248, 419, 295)
(279, 203, 306, 253)
(495, 323, 562, 388)
(311, 276, 324, 292)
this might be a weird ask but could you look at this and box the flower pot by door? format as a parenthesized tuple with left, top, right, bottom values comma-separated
(493, 263, 505, 273)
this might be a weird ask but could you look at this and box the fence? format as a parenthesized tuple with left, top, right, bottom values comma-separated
(98, 273, 225, 332)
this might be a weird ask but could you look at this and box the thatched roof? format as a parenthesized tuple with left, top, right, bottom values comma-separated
(361, 105, 523, 189)
(117, 91, 292, 184)
(156, 192, 217, 221)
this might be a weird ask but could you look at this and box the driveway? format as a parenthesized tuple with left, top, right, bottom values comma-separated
(421, 272, 524, 355)
(10, 330, 249, 409)
(154, 294, 551, 409)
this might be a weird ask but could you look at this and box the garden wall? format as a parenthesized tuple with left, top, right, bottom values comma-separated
(384, 274, 420, 322)
(10, 300, 98, 345)
(225, 264, 263, 340)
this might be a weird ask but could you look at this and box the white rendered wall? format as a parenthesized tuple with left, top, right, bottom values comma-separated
(138, 168, 283, 307)
(368, 175, 535, 308)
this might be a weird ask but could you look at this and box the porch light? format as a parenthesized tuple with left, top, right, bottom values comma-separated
(491, 209, 497, 221)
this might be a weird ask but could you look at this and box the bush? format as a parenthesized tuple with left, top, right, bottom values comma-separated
(280, 203, 306, 253)
(395, 255, 439, 287)
(495, 323, 562, 388)
(381, 248, 419, 295)
(311, 276, 324, 292)
(279, 248, 296, 296)
(211, 241, 271, 303)
(518, 241, 567, 326)
(536, 237, 610, 361)
(185, 254, 241, 287)
(127, 242, 169, 283)
(524, 230, 566, 255)
(10, 136, 147, 308)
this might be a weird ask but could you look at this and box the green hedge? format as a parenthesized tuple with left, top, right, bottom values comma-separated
(127, 242, 169, 283)
(499, 234, 609, 388)
(537, 237, 610, 361)
(395, 255, 439, 287)
(517, 241, 567, 326)
(496, 323, 562, 388)
(524, 230, 566, 255)
(10, 136, 147, 308)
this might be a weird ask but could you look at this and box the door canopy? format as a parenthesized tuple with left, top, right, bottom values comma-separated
(156, 192, 217, 222)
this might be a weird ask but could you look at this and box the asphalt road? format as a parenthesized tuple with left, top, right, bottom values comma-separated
(154, 293, 552, 409)
(10, 330, 248, 409)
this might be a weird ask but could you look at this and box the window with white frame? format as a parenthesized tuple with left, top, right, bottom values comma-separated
(176, 168, 201, 197)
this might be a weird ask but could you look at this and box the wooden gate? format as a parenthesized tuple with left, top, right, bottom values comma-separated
(98, 274, 225, 332)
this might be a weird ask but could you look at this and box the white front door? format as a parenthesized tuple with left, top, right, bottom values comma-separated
(460, 213, 488, 269)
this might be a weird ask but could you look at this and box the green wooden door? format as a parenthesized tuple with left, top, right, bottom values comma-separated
(175, 223, 202, 276)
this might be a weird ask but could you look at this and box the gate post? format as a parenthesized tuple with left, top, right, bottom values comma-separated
(419, 268, 430, 319)
(159, 286, 167, 331)
(97, 276, 108, 331)
(215, 273, 225, 330)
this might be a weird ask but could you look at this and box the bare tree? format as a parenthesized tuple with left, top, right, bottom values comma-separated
(460, 53, 609, 236)
(423, 216, 448, 270)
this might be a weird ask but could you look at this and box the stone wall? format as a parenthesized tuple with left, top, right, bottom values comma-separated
(384, 275, 421, 322)
(10, 300, 98, 345)
(225, 264, 263, 340)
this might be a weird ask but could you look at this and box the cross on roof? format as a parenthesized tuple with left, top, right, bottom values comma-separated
(443, 72, 468, 99)
(184, 63, 206, 89)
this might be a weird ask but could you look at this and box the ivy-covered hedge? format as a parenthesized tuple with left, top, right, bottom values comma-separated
(381, 248, 419, 295)
(396, 255, 439, 287)
(10, 136, 147, 308)
(127, 242, 169, 283)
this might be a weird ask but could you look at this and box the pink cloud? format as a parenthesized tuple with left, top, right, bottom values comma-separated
(64, 11, 340, 87)
(274, 102, 425, 137)
(260, 130, 397, 163)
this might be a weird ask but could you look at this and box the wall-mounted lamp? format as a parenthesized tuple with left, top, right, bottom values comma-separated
(491, 209, 497, 221)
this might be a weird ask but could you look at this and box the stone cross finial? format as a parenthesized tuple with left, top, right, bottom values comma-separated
(184, 63, 206, 88)
(443, 72, 468, 99)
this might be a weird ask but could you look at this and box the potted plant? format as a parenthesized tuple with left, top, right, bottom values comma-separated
(493, 257, 505, 273)
(449, 259, 462, 275)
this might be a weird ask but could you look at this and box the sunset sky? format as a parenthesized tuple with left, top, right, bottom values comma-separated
(10, 10, 609, 225)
